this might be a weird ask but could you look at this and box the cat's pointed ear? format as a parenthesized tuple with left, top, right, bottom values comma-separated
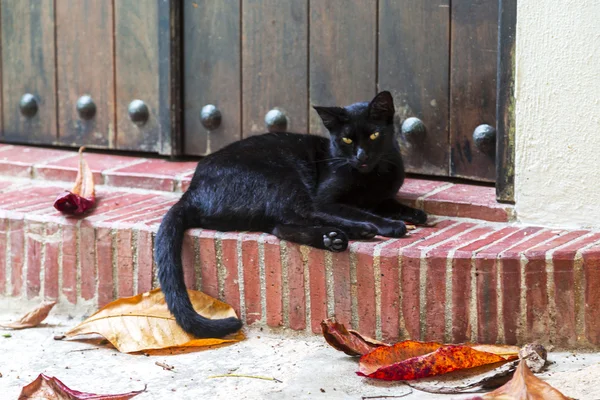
(368, 91, 395, 123)
(313, 106, 348, 131)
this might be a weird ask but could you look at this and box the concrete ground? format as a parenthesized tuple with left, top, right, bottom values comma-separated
(1, 312, 600, 400)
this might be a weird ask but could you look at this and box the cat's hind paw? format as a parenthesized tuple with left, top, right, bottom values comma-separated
(322, 230, 348, 252)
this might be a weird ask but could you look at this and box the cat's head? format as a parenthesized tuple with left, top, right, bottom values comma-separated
(314, 91, 397, 173)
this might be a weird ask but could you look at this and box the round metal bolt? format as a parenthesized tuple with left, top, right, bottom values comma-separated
(401, 117, 426, 143)
(200, 104, 222, 130)
(128, 99, 150, 126)
(76, 95, 96, 120)
(265, 109, 287, 132)
(473, 124, 496, 156)
(19, 93, 38, 118)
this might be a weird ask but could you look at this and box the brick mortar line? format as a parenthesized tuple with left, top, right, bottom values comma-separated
(543, 232, 599, 346)
(23, 221, 29, 299)
(349, 242, 359, 330)
(151, 233, 159, 290)
(58, 225, 64, 304)
(75, 220, 82, 304)
(0, 145, 15, 153)
(5, 218, 13, 296)
(419, 224, 482, 341)
(280, 241, 290, 328)
(111, 229, 118, 302)
(324, 251, 335, 318)
(373, 238, 397, 341)
(415, 183, 455, 209)
(40, 223, 48, 299)
(132, 229, 139, 294)
(573, 238, 600, 346)
(236, 235, 246, 323)
(214, 233, 225, 301)
(301, 246, 311, 333)
(93, 227, 99, 308)
(193, 231, 202, 293)
(101, 158, 148, 174)
(31, 153, 79, 179)
(444, 228, 500, 342)
(258, 234, 268, 325)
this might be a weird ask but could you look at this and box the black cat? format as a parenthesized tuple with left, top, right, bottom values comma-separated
(156, 91, 427, 338)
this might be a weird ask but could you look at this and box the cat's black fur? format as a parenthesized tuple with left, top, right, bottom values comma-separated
(156, 91, 427, 338)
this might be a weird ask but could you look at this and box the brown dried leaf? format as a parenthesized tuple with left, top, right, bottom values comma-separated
(66, 288, 243, 353)
(0, 301, 56, 329)
(479, 361, 570, 400)
(18, 373, 144, 400)
(321, 318, 388, 356)
(53, 147, 96, 214)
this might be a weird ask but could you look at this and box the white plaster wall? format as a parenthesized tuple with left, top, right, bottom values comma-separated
(515, 0, 600, 229)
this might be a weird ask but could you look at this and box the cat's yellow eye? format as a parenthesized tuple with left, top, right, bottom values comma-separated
(370, 132, 380, 140)
(342, 137, 353, 144)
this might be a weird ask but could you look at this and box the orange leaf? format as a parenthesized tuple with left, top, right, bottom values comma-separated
(65, 288, 243, 353)
(479, 361, 570, 400)
(321, 317, 388, 356)
(18, 373, 144, 400)
(358, 342, 518, 381)
(0, 301, 56, 329)
(53, 147, 96, 214)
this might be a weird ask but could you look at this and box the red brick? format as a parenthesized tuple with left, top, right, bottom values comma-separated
(0, 219, 7, 295)
(308, 249, 327, 333)
(0, 186, 63, 210)
(34, 152, 141, 185)
(332, 250, 352, 327)
(500, 257, 521, 344)
(379, 240, 409, 341)
(87, 194, 166, 223)
(116, 201, 176, 224)
(397, 179, 451, 205)
(44, 224, 60, 300)
(475, 257, 498, 343)
(424, 255, 446, 341)
(401, 221, 464, 256)
(286, 242, 306, 330)
(355, 242, 378, 337)
(116, 230, 134, 297)
(79, 226, 96, 300)
(181, 233, 197, 290)
(62, 224, 77, 304)
(220, 233, 241, 316)
(198, 231, 218, 299)
(100, 199, 176, 224)
(423, 184, 511, 222)
(104, 159, 197, 191)
(0, 146, 69, 177)
(242, 233, 262, 325)
(264, 235, 283, 327)
(476, 227, 542, 258)
(26, 222, 44, 299)
(96, 227, 114, 307)
(180, 175, 193, 192)
(583, 245, 600, 345)
(136, 229, 154, 294)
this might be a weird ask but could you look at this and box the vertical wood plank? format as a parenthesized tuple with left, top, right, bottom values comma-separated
(56, 0, 114, 148)
(496, 0, 516, 202)
(1, 0, 56, 144)
(378, 0, 450, 177)
(450, 0, 499, 182)
(114, 0, 181, 155)
(183, 0, 241, 155)
(241, 0, 308, 136)
(309, 0, 376, 135)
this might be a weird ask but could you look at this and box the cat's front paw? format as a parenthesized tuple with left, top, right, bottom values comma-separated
(346, 222, 378, 240)
(400, 208, 428, 225)
(322, 230, 348, 252)
(378, 221, 407, 238)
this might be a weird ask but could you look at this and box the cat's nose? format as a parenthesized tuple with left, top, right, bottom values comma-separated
(356, 149, 368, 163)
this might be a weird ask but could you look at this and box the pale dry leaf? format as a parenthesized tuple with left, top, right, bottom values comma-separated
(66, 288, 243, 353)
(0, 301, 56, 329)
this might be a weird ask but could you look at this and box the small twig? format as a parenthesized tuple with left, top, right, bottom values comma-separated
(54, 335, 66, 341)
(361, 390, 412, 400)
(208, 374, 282, 383)
(155, 361, 175, 371)
(66, 348, 100, 354)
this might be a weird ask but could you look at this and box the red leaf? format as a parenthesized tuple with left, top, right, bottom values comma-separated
(321, 318, 388, 356)
(18, 374, 145, 400)
(358, 342, 518, 381)
(54, 147, 95, 215)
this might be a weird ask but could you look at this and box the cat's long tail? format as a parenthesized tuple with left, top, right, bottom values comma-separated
(155, 198, 243, 338)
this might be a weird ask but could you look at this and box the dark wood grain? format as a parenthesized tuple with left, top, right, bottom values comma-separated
(242, 0, 308, 137)
(496, 0, 516, 203)
(183, 0, 241, 155)
(1, 0, 56, 144)
(449, 0, 499, 182)
(309, 0, 376, 135)
(55, 0, 115, 148)
(378, 0, 450, 177)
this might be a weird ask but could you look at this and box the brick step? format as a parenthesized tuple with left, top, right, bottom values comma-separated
(0, 143, 514, 222)
(0, 178, 599, 349)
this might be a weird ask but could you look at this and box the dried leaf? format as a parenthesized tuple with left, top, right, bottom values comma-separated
(358, 342, 518, 381)
(65, 288, 243, 353)
(321, 318, 388, 356)
(478, 361, 570, 400)
(54, 147, 96, 214)
(18, 373, 144, 400)
(0, 301, 56, 329)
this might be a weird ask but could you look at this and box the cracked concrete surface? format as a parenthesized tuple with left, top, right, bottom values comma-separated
(1, 313, 600, 400)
